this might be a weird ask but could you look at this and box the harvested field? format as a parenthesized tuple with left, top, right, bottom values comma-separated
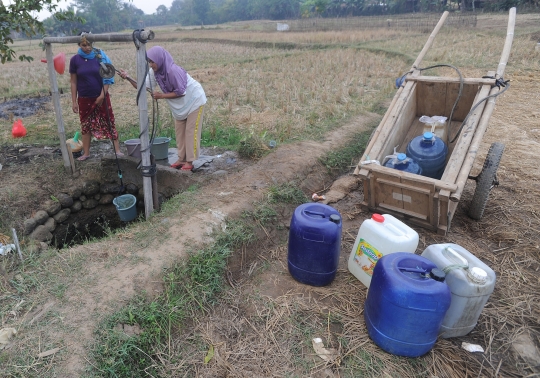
(0, 12, 539, 378)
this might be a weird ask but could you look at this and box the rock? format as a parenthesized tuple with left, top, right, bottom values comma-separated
(39, 242, 49, 251)
(23, 218, 38, 235)
(70, 200, 82, 213)
(33, 210, 50, 225)
(100, 183, 123, 194)
(79, 195, 87, 202)
(99, 194, 114, 205)
(42, 200, 62, 216)
(93, 193, 101, 201)
(30, 225, 53, 242)
(212, 170, 228, 176)
(53, 209, 71, 223)
(82, 199, 98, 209)
(126, 183, 139, 195)
(24, 240, 42, 254)
(43, 217, 56, 232)
(68, 186, 82, 199)
(158, 192, 165, 206)
(56, 193, 74, 208)
(82, 180, 100, 196)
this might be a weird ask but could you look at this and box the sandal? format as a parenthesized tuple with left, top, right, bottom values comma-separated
(180, 164, 194, 171)
(77, 155, 91, 161)
(170, 161, 185, 169)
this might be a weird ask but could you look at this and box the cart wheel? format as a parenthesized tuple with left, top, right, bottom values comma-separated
(468, 142, 505, 220)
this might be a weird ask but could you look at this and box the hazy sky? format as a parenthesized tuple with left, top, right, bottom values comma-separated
(2, 0, 174, 20)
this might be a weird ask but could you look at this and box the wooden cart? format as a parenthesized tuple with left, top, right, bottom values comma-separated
(353, 8, 516, 235)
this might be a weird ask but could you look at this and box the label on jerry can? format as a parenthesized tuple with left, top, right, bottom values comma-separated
(353, 238, 382, 277)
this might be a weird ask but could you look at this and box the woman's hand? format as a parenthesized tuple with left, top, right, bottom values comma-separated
(95, 93, 105, 106)
(151, 91, 163, 100)
(72, 103, 79, 113)
(119, 69, 128, 79)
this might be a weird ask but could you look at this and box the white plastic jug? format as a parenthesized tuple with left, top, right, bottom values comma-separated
(348, 213, 419, 288)
(420, 115, 447, 142)
(421, 243, 496, 338)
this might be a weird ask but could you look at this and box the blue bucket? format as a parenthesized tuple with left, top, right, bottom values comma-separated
(113, 194, 137, 222)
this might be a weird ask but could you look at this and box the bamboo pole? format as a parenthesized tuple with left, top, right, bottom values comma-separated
(43, 32, 154, 44)
(411, 11, 449, 70)
(450, 7, 516, 202)
(135, 43, 155, 220)
(45, 43, 71, 173)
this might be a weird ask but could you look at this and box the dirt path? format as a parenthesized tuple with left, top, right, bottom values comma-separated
(19, 114, 377, 376)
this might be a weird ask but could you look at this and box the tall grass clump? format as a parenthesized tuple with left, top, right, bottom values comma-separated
(320, 121, 379, 173)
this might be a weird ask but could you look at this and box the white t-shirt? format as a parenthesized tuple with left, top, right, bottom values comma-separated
(146, 70, 207, 120)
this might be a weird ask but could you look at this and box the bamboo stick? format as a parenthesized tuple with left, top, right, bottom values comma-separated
(43, 31, 154, 44)
(45, 43, 71, 173)
(450, 7, 516, 202)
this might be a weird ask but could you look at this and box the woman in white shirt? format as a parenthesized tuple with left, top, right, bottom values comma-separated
(120, 46, 207, 171)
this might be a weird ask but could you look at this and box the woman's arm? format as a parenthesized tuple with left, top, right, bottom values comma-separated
(119, 70, 138, 89)
(96, 84, 109, 106)
(70, 73, 78, 113)
(151, 91, 184, 100)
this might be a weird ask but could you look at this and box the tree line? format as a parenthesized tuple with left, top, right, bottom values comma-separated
(42, 0, 538, 35)
(1, 0, 537, 63)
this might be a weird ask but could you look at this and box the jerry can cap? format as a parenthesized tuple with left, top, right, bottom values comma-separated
(467, 266, 488, 284)
(429, 268, 446, 282)
(330, 214, 341, 224)
(423, 131, 434, 139)
(397, 153, 407, 161)
(372, 214, 384, 223)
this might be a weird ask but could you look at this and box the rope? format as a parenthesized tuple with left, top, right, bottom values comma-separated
(448, 78, 510, 144)
(399, 65, 510, 145)
(413, 64, 464, 145)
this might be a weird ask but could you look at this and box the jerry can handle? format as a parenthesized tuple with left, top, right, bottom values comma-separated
(303, 210, 326, 218)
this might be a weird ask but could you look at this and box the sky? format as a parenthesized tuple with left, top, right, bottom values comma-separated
(2, 0, 174, 20)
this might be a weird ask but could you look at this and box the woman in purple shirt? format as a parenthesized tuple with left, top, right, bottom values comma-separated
(70, 34, 123, 161)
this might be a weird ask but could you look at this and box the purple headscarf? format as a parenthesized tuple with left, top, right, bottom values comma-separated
(147, 46, 187, 97)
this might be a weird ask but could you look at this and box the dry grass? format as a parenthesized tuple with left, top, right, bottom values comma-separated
(1, 13, 540, 378)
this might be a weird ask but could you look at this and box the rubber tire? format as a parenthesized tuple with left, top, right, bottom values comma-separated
(468, 142, 505, 220)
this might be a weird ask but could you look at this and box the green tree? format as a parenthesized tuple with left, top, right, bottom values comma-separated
(194, 0, 211, 24)
(301, 0, 331, 17)
(1, 0, 81, 63)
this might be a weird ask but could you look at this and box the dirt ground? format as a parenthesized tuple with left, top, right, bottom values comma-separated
(1, 74, 540, 377)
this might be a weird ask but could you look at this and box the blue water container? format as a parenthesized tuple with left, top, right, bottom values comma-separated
(406, 132, 448, 179)
(364, 252, 451, 357)
(383, 153, 423, 175)
(288, 203, 342, 287)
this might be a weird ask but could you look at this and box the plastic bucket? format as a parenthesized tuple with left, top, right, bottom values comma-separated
(125, 139, 141, 158)
(112, 194, 137, 222)
(124, 138, 171, 160)
(150, 137, 171, 160)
